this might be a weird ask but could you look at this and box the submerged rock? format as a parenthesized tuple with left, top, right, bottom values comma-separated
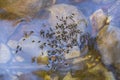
(90, 9, 120, 79)
(63, 72, 77, 80)
(48, 4, 87, 32)
(48, 3, 88, 59)
(90, 9, 107, 37)
(0, 0, 56, 20)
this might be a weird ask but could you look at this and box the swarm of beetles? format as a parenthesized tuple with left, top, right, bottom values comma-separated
(15, 13, 90, 70)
